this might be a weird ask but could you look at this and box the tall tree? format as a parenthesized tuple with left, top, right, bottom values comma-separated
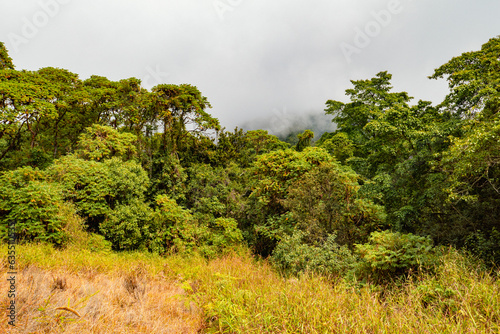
(151, 84, 220, 155)
(430, 36, 500, 118)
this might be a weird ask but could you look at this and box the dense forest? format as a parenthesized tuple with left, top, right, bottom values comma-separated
(1, 35, 500, 282)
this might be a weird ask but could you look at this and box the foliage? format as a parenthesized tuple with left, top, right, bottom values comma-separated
(149, 195, 244, 257)
(0, 167, 68, 244)
(151, 83, 220, 154)
(463, 228, 500, 266)
(0, 68, 59, 167)
(3, 35, 500, 273)
(440, 116, 500, 247)
(294, 129, 314, 152)
(46, 155, 149, 232)
(75, 124, 137, 161)
(430, 36, 500, 117)
(197, 217, 244, 258)
(284, 163, 386, 247)
(184, 162, 248, 222)
(148, 194, 198, 254)
(433, 37, 500, 256)
(245, 130, 289, 156)
(54, 201, 113, 252)
(272, 230, 355, 277)
(0, 42, 14, 70)
(147, 152, 187, 202)
(352, 231, 436, 284)
(317, 131, 354, 162)
(100, 198, 152, 251)
(247, 147, 334, 254)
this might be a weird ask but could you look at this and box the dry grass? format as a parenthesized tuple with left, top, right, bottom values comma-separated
(184, 250, 500, 333)
(0, 245, 203, 333)
(1, 243, 499, 333)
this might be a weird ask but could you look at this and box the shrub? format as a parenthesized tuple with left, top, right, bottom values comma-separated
(0, 167, 68, 245)
(148, 195, 198, 254)
(46, 155, 149, 232)
(197, 217, 244, 258)
(351, 231, 436, 284)
(58, 201, 112, 252)
(100, 198, 153, 251)
(272, 231, 355, 277)
(148, 195, 244, 256)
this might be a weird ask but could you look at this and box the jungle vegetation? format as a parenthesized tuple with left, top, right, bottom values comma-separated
(1, 36, 500, 333)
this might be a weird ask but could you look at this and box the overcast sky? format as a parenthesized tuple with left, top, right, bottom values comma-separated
(1, 0, 499, 133)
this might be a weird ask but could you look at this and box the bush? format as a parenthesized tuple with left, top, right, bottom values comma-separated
(148, 195, 198, 254)
(47, 155, 149, 232)
(0, 167, 68, 245)
(100, 198, 153, 251)
(351, 231, 436, 284)
(272, 231, 355, 277)
(197, 217, 244, 258)
(148, 195, 244, 256)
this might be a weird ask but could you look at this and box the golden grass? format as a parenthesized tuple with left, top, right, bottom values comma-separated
(1, 243, 499, 333)
(0, 244, 203, 333)
(183, 250, 500, 333)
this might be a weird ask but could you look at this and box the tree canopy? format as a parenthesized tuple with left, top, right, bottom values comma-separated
(2, 36, 500, 268)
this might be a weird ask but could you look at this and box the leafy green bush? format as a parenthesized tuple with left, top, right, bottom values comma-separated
(148, 195, 244, 256)
(197, 217, 244, 258)
(46, 155, 149, 232)
(272, 231, 355, 277)
(100, 198, 153, 251)
(148, 195, 198, 254)
(0, 167, 68, 245)
(351, 231, 436, 284)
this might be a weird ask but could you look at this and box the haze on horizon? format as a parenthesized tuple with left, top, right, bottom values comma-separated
(1, 0, 499, 133)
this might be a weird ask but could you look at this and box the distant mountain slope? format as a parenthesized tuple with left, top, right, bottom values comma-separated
(241, 111, 336, 145)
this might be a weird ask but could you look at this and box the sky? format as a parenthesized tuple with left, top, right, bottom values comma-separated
(1, 0, 499, 135)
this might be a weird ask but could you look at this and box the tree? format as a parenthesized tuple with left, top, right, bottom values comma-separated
(75, 124, 137, 161)
(0, 42, 14, 70)
(323, 71, 462, 238)
(428, 37, 500, 262)
(295, 129, 314, 152)
(0, 69, 59, 166)
(284, 163, 386, 247)
(430, 36, 500, 118)
(325, 71, 413, 176)
(151, 84, 220, 155)
(316, 132, 354, 162)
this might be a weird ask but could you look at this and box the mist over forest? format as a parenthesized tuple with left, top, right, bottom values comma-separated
(242, 111, 336, 144)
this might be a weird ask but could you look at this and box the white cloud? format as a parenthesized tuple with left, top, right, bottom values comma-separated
(1, 0, 499, 131)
